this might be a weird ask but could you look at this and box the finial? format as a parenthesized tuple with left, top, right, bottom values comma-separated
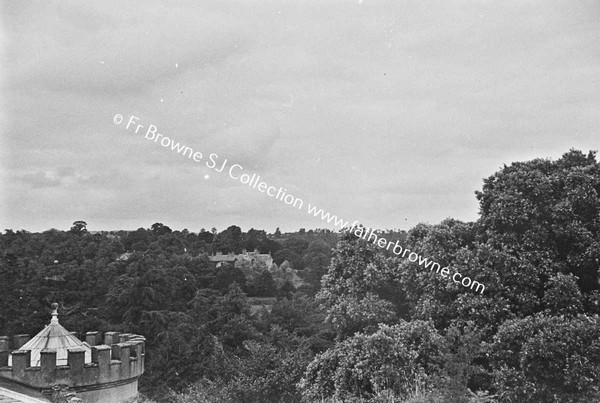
(51, 303, 59, 324)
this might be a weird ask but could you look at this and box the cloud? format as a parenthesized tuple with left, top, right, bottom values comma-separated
(17, 171, 62, 188)
(2, 0, 600, 232)
(2, 0, 251, 95)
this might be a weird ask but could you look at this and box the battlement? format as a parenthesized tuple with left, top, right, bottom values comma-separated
(0, 331, 145, 393)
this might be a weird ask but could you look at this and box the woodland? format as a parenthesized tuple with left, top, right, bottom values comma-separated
(1, 149, 599, 402)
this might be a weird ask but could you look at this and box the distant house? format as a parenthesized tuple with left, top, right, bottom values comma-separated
(238, 249, 274, 268)
(209, 251, 239, 268)
(210, 249, 274, 269)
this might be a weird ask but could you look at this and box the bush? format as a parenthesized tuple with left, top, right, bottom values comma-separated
(299, 321, 443, 401)
(490, 313, 600, 402)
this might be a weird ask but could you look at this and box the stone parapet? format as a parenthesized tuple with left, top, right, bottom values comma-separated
(0, 332, 145, 392)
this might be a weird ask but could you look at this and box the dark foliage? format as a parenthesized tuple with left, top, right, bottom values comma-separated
(2, 150, 600, 402)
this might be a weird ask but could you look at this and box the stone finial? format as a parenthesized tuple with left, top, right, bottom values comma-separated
(51, 303, 59, 324)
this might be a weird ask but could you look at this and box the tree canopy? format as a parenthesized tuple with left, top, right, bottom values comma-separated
(2, 149, 599, 402)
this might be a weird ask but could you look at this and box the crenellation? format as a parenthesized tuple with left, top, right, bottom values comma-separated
(129, 336, 146, 356)
(0, 332, 145, 392)
(0, 336, 9, 352)
(103, 331, 120, 345)
(67, 348, 86, 383)
(92, 345, 111, 367)
(128, 340, 144, 373)
(117, 344, 130, 378)
(12, 334, 30, 349)
(127, 341, 142, 359)
(0, 351, 8, 367)
(10, 349, 30, 377)
(40, 349, 56, 382)
(110, 343, 122, 361)
(86, 331, 100, 346)
(0, 305, 145, 402)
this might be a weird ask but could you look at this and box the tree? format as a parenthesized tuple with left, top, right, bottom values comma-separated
(282, 237, 309, 257)
(398, 150, 600, 335)
(316, 231, 402, 339)
(150, 223, 172, 236)
(476, 149, 600, 293)
(273, 248, 301, 268)
(277, 281, 296, 299)
(70, 221, 87, 235)
(300, 321, 443, 401)
(212, 225, 243, 254)
(241, 228, 268, 252)
(542, 273, 584, 316)
(490, 314, 600, 402)
(212, 265, 247, 292)
(197, 228, 214, 244)
(249, 271, 277, 297)
(301, 239, 333, 290)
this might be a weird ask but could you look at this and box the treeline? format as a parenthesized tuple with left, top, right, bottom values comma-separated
(0, 220, 362, 400)
(2, 149, 600, 402)
(302, 149, 600, 402)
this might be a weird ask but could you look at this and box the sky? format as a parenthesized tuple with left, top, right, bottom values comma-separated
(1, 0, 599, 234)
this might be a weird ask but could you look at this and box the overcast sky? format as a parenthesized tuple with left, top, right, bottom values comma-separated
(1, 0, 599, 233)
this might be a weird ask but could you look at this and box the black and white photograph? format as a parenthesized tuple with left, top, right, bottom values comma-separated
(1, 1, 600, 402)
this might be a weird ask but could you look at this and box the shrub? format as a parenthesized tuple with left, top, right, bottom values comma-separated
(490, 313, 600, 402)
(299, 320, 443, 401)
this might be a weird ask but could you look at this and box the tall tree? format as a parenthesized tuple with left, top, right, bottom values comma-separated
(70, 220, 88, 235)
(212, 225, 243, 253)
(316, 231, 402, 340)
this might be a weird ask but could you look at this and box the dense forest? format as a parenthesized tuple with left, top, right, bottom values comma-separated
(1, 149, 600, 402)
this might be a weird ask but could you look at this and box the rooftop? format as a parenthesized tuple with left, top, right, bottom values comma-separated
(9, 304, 91, 367)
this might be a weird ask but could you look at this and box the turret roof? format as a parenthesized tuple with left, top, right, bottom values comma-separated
(12, 303, 91, 366)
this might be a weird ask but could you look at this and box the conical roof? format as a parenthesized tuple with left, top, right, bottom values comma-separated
(10, 303, 92, 366)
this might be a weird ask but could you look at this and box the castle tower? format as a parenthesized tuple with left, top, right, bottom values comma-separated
(8, 304, 92, 367)
(0, 303, 145, 403)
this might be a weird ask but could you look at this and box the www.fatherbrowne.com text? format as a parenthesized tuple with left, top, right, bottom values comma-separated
(113, 113, 485, 294)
